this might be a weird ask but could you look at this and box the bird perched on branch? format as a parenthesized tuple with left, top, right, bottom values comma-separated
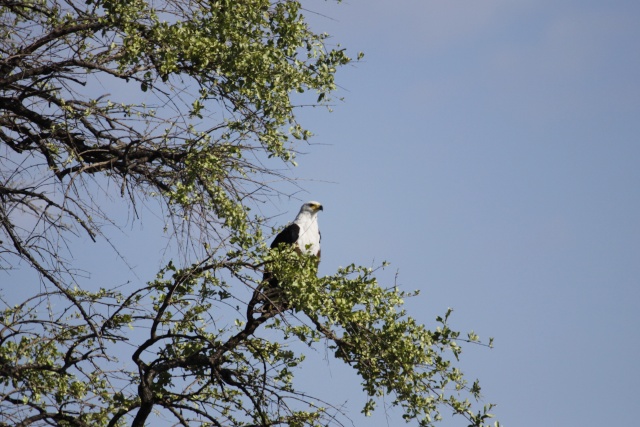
(269, 201, 323, 258)
(261, 201, 323, 299)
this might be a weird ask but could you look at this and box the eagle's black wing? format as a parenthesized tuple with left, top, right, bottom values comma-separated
(270, 223, 300, 249)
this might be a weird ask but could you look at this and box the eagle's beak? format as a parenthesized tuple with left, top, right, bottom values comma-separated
(318, 204, 324, 211)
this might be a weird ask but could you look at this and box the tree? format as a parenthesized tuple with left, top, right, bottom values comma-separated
(0, 1, 498, 426)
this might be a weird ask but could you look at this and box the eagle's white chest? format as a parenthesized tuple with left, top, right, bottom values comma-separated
(294, 216, 320, 256)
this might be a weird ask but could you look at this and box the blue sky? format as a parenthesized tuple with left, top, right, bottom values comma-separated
(3, 1, 639, 426)
(287, 0, 640, 426)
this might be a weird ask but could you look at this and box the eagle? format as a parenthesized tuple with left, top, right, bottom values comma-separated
(262, 201, 323, 292)
(269, 201, 323, 258)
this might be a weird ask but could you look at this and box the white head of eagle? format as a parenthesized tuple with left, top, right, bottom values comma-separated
(270, 201, 323, 260)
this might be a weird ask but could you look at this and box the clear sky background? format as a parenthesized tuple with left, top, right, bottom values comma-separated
(3, 1, 640, 426)
(285, 0, 640, 426)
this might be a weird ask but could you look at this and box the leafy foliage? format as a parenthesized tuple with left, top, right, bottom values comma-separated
(0, 1, 498, 426)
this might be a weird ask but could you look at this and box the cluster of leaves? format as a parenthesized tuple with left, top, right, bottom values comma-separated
(0, 1, 498, 426)
(267, 249, 498, 427)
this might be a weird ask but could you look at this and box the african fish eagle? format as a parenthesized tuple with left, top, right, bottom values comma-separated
(269, 201, 323, 258)
(263, 201, 323, 290)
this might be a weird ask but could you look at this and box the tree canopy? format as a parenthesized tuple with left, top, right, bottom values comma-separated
(0, 1, 498, 426)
